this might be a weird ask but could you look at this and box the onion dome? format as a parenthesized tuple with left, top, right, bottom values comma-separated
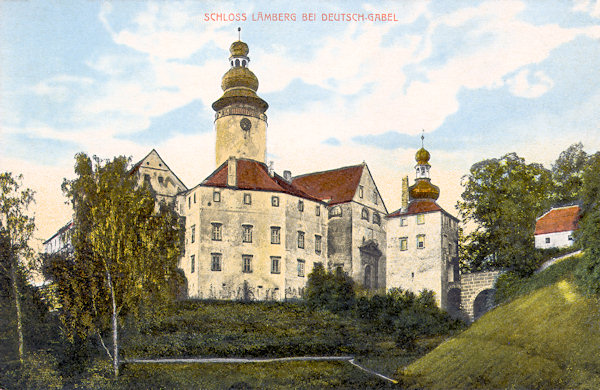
(409, 180, 440, 201)
(416, 147, 431, 165)
(230, 40, 249, 57)
(212, 39, 268, 113)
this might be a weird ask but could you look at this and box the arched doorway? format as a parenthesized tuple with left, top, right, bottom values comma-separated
(447, 288, 462, 318)
(473, 289, 496, 320)
(364, 265, 372, 289)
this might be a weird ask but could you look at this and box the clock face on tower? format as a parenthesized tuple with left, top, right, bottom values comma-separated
(240, 118, 252, 131)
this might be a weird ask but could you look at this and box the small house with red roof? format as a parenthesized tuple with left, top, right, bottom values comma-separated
(534, 205, 580, 249)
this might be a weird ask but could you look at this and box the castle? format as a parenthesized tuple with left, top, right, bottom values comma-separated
(46, 37, 463, 312)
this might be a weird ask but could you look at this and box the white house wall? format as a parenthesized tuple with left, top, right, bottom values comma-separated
(535, 230, 575, 249)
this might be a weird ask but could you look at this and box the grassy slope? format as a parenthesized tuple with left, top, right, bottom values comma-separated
(400, 255, 600, 389)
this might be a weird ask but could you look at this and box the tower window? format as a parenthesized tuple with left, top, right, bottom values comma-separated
(211, 223, 222, 241)
(272, 196, 279, 207)
(416, 214, 425, 225)
(316, 205, 320, 216)
(193, 193, 196, 203)
(235, 59, 240, 67)
(211, 253, 222, 271)
(190, 255, 195, 274)
(191, 225, 196, 243)
(271, 226, 281, 244)
(158, 176, 164, 185)
(213, 191, 221, 202)
(400, 237, 408, 251)
(400, 218, 407, 227)
(373, 190, 378, 204)
(144, 174, 151, 182)
(359, 185, 363, 198)
(271, 256, 281, 274)
(242, 255, 253, 273)
(243, 193, 252, 205)
(417, 234, 425, 249)
(298, 200, 304, 212)
(242, 60, 247, 67)
(242, 225, 253, 243)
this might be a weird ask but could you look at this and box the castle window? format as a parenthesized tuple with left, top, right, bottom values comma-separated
(297, 231, 305, 249)
(190, 255, 195, 273)
(416, 214, 425, 225)
(271, 256, 281, 274)
(298, 200, 304, 212)
(315, 235, 322, 254)
(329, 206, 342, 218)
(242, 255, 253, 273)
(211, 223, 222, 241)
(373, 213, 381, 225)
(235, 59, 240, 67)
(272, 196, 279, 207)
(400, 218, 407, 227)
(213, 191, 221, 202)
(191, 225, 196, 243)
(316, 205, 320, 216)
(358, 185, 363, 198)
(242, 225, 253, 243)
(211, 253, 222, 271)
(400, 237, 408, 251)
(193, 193, 196, 203)
(144, 174, 151, 182)
(417, 234, 425, 249)
(188, 197, 191, 209)
(271, 226, 281, 244)
(243, 193, 252, 205)
(373, 190, 378, 204)
(158, 176, 164, 185)
(242, 60, 247, 67)
(361, 207, 369, 221)
(297, 259, 305, 277)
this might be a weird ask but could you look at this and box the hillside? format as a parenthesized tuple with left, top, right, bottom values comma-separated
(399, 255, 600, 389)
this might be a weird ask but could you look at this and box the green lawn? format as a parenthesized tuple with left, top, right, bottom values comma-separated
(399, 255, 600, 389)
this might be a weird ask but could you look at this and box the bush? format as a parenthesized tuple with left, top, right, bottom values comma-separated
(18, 350, 63, 390)
(304, 263, 355, 313)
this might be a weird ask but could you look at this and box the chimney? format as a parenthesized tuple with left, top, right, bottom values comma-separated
(227, 156, 237, 187)
(268, 161, 275, 177)
(402, 175, 409, 211)
(283, 170, 292, 183)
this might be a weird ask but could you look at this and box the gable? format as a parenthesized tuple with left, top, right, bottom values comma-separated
(133, 149, 188, 195)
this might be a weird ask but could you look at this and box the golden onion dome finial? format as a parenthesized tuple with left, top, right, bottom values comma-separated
(415, 130, 431, 165)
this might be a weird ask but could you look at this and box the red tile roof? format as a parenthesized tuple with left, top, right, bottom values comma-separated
(291, 164, 364, 205)
(387, 200, 443, 218)
(535, 205, 580, 235)
(201, 159, 321, 202)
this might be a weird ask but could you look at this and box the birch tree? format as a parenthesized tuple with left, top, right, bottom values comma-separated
(47, 153, 182, 377)
(0, 172, 35, 365)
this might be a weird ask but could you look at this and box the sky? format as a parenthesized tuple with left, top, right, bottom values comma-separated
(1, 0, 599, 248)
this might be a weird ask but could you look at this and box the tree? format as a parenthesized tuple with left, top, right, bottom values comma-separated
(575, 152, 600, 295)
(45, 153, 182, 377)
(304, 263, 355, 312)
(0, 172, 35, 365)
(551, 142, 588, 205)
(457, 153, 552, 275)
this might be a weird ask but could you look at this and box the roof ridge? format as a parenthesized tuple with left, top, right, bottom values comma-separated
(291, 163, 364, 180)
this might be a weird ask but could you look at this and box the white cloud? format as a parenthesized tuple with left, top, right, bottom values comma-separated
(506, 69, 554, 98)
(573, 0, 600, 18)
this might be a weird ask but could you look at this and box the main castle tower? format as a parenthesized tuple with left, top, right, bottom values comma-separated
(212, 33, 269, 167)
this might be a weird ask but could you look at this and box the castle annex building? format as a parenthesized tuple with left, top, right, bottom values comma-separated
(46, 38, 461, 311)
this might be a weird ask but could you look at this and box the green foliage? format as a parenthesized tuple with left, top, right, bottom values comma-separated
(495, 253, 581, 304)
(457, 153, 552, 275)
(18, 351, 63, 389)
(305, 263, 355, 313)
(401, 262, 600, 389)
(575, 152, 600, 295)
(550, 142, 588, 205)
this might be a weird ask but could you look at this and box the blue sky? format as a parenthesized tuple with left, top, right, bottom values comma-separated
(1, 0, 599, 242)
